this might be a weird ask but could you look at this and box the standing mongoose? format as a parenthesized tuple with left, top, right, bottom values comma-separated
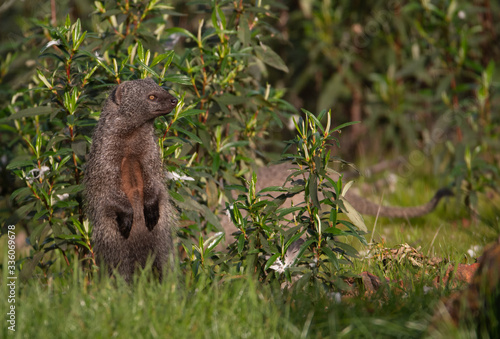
(84, 78, 178, 282)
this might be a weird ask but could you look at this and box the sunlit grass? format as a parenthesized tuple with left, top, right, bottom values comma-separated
(343, 166, 499, 263)
(1, 167, 498, 338)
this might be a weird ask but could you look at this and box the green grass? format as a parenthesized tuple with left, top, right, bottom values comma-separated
(344, 168, 499, 262)
(0, 250, 494, 338)
(0, 262, 454, 339)
(1, 267, 286, 338)
(1, 170, 498, 338)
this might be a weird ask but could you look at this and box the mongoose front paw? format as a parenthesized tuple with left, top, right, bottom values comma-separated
(116, 211, 133, 238)
(144, 201, 160, 231)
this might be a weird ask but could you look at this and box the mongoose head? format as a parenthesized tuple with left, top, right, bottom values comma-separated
(109, 78, 178, 126)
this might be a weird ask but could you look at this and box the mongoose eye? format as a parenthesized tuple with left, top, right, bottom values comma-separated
(148, 95, 157, 101)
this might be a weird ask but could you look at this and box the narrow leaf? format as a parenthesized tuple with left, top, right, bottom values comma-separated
(9, 106, 54, 120)
(254, 45, 289, 73)
(264, 253, 281, 271)
(340, 196, 368, 232)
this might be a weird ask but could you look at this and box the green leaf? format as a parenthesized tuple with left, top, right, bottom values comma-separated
(20, 251, 45, 282)
(259, 186, 287, 193)
(177, 108, 205, 119)
(175, 127, 203, 144)
(9, 106, 54, 120)
(169, 189, 185, 202)
(151, 50, 175, 67)
(277, 206, 303, 218)
(331, 121, 360, 133)
(322, 246, 340, 270)
(165, 27, 198, 44)
(264, 253, 281, 271)
(308, 173, 320, 209)
(65, 14, 71, 27)
(303, 110, 324, 134)
(204, 231, 225, 252)
(323, 227, 343, 235)
(37, 69, 52, 89)
(254, 45, 289, 73)
(13, 201, 37, 219)
(335, 242, 359, 258)
(485, 60, 495, 84)
(339, 196, 367, 232)
(237, 234, 245, 254)
(237, 14, 251, 46)
(137, 60, 160, 78)
(259, 233, 272, 254)
(9, 187, 32, 202)
(211, 4, 226, 31)
(201, 205, 222, 229)
(7, 157, 34, 170)
(219, 140, 249, 151)
(54, 185, 84, 195)
(329, 207, 337, 225)
(164, 74, 191, 85)
(79, 50, 115, 76)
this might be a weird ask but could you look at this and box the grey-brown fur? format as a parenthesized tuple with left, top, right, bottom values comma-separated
(220, 163, 452, 245)
(344, 187, 453, 218)
(255, 163, 453, 218)
(84, 78, 178, 282)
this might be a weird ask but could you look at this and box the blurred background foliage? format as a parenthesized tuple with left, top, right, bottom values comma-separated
(0, 0, 499, 280)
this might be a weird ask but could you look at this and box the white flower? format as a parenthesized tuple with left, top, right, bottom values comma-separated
(270, 240, 305, 273)
(331, 292, 342, 303)
(309, 258, 318, 268)
(165, 171, 195, 181)
(94, 51, 104, 61)
(164, 33, 181, 50)
(269, 257, 286, 273)
(56, 193, 70, 201)
(467, 245, 482, 258)
(457, 11, 466, 20)
(46, 39, 61, 48)
(26, 166, 50, 184)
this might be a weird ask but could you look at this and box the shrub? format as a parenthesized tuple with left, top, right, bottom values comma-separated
(2, 0, 364, 286)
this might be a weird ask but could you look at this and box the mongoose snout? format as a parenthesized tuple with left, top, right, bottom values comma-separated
(147, 88, 178, 115)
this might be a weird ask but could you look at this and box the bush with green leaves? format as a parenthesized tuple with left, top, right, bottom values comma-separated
(1, 0, 365, 286)
(276, 0, 500, 212)
(218, 110, 367, 288)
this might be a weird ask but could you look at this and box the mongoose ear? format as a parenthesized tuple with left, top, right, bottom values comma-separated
(112, 83, 125, 105)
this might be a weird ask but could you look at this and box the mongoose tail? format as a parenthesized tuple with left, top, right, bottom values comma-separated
(344, 188, 454, 218)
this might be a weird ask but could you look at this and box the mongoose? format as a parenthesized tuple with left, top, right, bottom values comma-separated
(253, 163, 453, 218)
(84, 78, 178, 282)
(220, 163, 452, 245)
